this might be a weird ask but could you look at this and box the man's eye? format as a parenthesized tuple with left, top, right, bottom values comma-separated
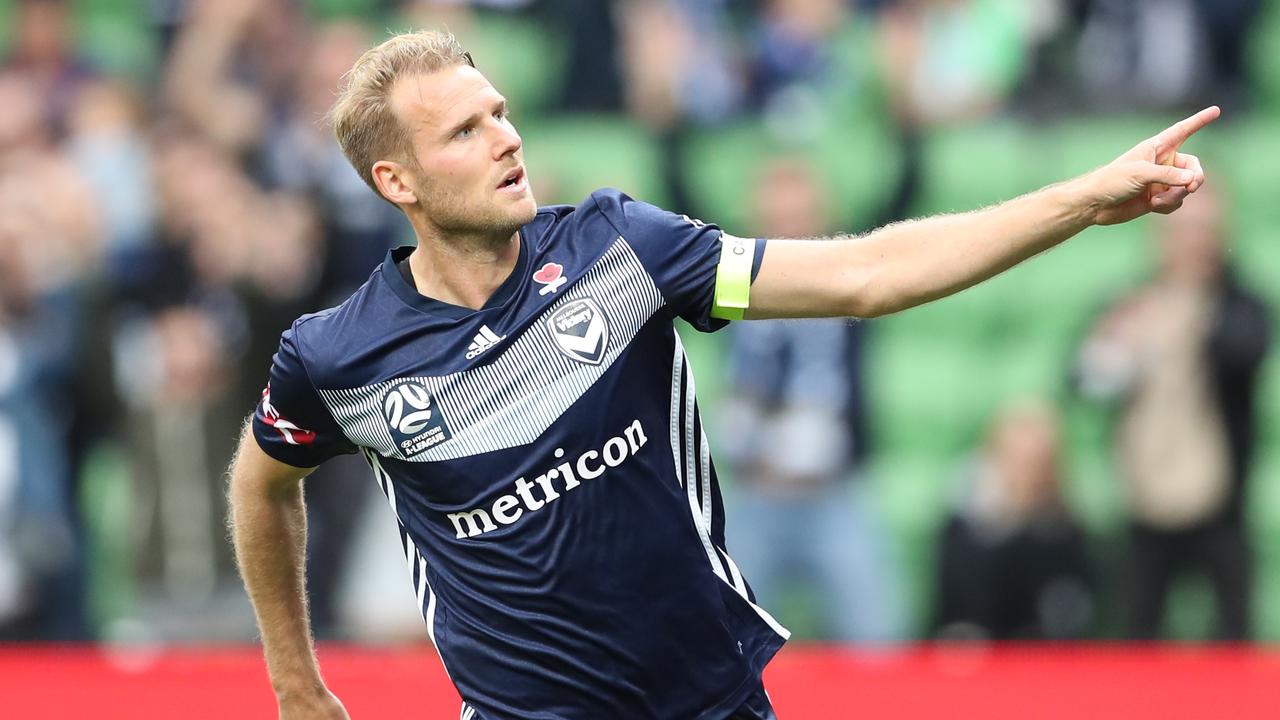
(456, 127, 473, 139)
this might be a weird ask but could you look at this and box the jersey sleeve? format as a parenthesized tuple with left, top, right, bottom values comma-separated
(590, 189, 766, 332)
(252, 320, 357, 468)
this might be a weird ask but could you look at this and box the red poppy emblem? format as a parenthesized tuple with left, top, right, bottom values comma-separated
(534, 263, 563, 284)
(533, 262, 568, 295)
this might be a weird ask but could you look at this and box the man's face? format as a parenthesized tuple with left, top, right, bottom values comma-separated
(754, 159, 827, 238)
(389, 65, 536, 237)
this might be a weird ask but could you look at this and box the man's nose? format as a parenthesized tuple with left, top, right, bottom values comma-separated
(492, 120, 521, 160)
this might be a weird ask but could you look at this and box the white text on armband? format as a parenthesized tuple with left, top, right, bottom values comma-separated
(446, 419, 649, 539)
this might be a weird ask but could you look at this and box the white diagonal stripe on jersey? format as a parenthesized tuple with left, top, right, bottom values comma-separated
(668, 340, 685, 491)
(683, 354, 715, 531)
(363, 450, 412, 576)
(362, 449, 457, 658)
(717, 546, 747, 597)
(698, 412, 714, 533)
(673, 332, 728, 584)
(363, 451, 464, 679)
(719, 544, 790, 639)
(341, 386, 384, 450)
(683, 349, 696, 502)
(671, 334, 789, 640)
(318, 238, 663, 462)
(419, 553, 431, 628)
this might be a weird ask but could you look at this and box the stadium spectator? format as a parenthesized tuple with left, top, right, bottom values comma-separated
(114, 122, 347, 633)
(121, 306, 239, 606)
(0, 163, 95, 640)
(614, 0, 743, 212)
(617, 0, 740, 128)
(162, 5, 414, 636)
(163, 0, 309, 157)
(548, 0, 625, 112)
(256, 20, 407, 306)
(66, 77, 156, 283)
(879, 0, 1033, 125)
(3, 0, 99, 139)
(1068, 0, 1262, 112)
(745, 0, 898, 135)
(1075, 186, 1270, 641)
(933, 399, 1095, 640)
(721, 157, 902, 642)
(113, 133, 252, 613)
(747, 0, 849, 109)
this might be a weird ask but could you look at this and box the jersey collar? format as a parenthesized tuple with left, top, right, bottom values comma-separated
(383, 229, 531, 320)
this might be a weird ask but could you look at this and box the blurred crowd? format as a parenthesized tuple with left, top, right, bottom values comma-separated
(0, 0, 1273, 644)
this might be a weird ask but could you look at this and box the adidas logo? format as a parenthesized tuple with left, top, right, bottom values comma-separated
(465, 325, 506, 360)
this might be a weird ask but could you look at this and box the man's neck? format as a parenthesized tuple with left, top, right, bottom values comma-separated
(407, 228, 522, 311)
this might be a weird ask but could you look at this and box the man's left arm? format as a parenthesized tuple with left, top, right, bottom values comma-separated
(743, 107, 1219, 320)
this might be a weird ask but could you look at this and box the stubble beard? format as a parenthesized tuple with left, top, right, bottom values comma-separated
(418, 180, 536, 249)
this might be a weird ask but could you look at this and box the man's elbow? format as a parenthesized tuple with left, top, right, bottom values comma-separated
(837, 266, 895, 319)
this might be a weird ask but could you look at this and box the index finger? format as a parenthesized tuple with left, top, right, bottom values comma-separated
(1153, 106, 1221, 157)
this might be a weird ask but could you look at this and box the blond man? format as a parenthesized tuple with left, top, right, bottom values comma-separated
(228, 30, 1216, 720)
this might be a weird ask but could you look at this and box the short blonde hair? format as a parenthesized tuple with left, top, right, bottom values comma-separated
(326, 30, 474, 195)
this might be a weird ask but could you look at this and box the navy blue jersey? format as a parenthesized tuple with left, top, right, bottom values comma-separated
(252, 189, 786, 719)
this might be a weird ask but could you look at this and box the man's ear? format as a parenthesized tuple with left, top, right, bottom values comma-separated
(372, 159, 418, 206)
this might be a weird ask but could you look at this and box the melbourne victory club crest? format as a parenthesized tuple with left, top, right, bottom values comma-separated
(382, 379, 452, 457)
(547, 297, 609, 365)
(533, 262, 568, 295)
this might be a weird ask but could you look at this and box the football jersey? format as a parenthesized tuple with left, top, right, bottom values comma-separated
(252, 188, 787, 719)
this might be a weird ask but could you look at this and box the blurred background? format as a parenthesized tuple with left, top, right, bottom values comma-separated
(1, 0, 1280, 660)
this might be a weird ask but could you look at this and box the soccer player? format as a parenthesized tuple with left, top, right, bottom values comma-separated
(227, 30, 1216, 720)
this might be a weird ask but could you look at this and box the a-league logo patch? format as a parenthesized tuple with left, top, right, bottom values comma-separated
(547, 297, 609, 365)
(382, 379, 452, 457)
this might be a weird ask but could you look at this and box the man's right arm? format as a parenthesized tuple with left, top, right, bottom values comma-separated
(742, 107, 1219, 320)
(227, 422, 350, 719)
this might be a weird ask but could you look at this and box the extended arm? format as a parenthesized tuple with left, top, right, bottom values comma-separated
(227, 423, 349, 720)
(746, 108, 1219, 319)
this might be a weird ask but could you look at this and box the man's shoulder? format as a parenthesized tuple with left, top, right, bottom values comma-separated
(535, 187, 630, 211)
(534, 189, 638, 228)
(283, 268, 394, 381)
(582, 187, 639, 224)
(527, 189, 638, 253)
(289, 304, 344, 349)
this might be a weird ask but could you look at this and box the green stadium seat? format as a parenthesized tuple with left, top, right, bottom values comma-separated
(448, 14, 564, 119)
(910, 121, 1036, 217)
(866, 455, 954, 630)
(306, 0, 383, 20)
(1034, 116, 1171, 182)
(1205, 118, 1280, 238)
(375, 10, 563, 118)
(72, 0, 156, 79)
(680, 117, 902, 235)
(520, 115, 670, 208)
(1246, 0, 1280, 116)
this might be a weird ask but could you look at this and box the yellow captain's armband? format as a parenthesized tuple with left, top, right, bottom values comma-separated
(710, 233, 753, 321)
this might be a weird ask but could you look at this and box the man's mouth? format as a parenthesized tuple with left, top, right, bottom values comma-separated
(498, 167, 525, 190)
